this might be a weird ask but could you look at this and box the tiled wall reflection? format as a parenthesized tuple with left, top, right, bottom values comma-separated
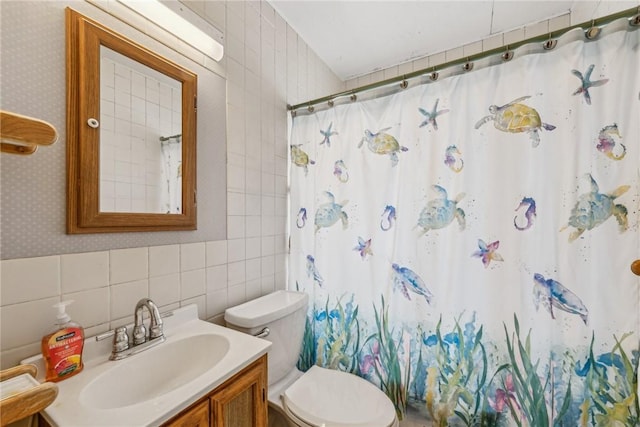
(99, 47, 182, 213)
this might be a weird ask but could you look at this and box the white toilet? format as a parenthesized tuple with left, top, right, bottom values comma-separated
(225, 290, 399, 427)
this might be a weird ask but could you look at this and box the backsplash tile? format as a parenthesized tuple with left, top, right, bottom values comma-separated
(227, 191, 246, 216)
(246, 237, 262, 259)
(245, 215, 262, 237)
(227, 238, 246, 263)
(228, 260, 247, 286)
(246, 278, 262, 301)
(228, 283, 246, 307)
(206, 288, 228, 319)
(110, 247, 148, 284)
(206, 240, 228, 267)
(207, 265, 228, 292)
(149, 273, 181, 307)
(180, 269, 206, 300)
(181, 294, 206, 318)
(149, 245, 180, 278)
(61, 251, 109, 294)
(246, 258, 262, 282)
(261, 275, 276, 295)
(110, 279, 149, 320)
(63, 287, 110, 329)
(0, 256, 60, 306)
(227, 215, 246, 239)
(261, 255, 275, 276)
(245, 193, 261, 215)
(180, 242, 206, 272)
(261, 236, 275, 256)
(0, 297, 58, 350)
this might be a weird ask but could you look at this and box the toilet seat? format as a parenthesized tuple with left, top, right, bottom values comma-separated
(282, 366, 397, 427)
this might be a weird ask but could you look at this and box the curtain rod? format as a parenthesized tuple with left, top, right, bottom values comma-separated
(288, 6, 640, 113)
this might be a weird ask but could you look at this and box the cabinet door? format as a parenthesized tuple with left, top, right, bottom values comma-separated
(210, 355, 267, 427)
(165, 400, 210, 427)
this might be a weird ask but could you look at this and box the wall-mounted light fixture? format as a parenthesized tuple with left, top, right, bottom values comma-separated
(117, 0, 224, 61)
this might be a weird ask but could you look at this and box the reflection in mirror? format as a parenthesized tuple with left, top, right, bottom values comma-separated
(66, 8, 197, 233)
(99, 46, 183, 214)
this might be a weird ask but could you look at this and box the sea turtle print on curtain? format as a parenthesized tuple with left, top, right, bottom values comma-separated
(289, 22, 639, 426)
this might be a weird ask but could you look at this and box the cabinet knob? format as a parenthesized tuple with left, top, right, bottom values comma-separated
(631, 259, 640, 276)
(87, 118, 99, 128)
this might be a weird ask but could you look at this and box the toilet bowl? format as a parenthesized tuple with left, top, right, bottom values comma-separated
(224, 290, 398, 427)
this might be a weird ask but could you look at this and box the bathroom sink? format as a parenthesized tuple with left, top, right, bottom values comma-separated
(31, 304, 271, 426)
(80, 333, 230, 409)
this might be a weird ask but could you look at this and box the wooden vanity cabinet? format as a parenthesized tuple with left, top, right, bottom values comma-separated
(166, 399, 210, 427)
(164, 355, 267, 427)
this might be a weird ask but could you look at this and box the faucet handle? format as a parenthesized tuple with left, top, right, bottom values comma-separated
(113, 326, 130, 353)
(148, 322, 164, 340)
(96, 326, 130, 360)
(132, 322, 147, 346)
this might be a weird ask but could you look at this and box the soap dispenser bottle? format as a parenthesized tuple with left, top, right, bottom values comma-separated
(41, 300, 85, 382)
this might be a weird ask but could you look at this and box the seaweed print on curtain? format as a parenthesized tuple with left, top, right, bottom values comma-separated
(289, 25, 639, 426)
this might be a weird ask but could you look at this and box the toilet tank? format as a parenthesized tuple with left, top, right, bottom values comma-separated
(224, 290, 308, 385)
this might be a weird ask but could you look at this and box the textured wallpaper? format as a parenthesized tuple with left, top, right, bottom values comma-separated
(0, 1, 226, 259)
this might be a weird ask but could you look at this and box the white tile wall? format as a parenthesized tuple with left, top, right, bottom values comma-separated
(206, 240, 228, 267)
(206, 265, 228, 292)
(110, 247, 148, 284)
(149, 273, 181, 306)
(60, 251, 109, 294)
(180, 269, 206, 300)
(180, 242, 205, 272)
(1, 256, 60, 305)
(0, 297, 59, 350)
(110, 279, 149, 320)
(148, 245, 180, 277)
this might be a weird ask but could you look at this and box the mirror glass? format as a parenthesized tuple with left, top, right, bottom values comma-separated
(99, 46, 183, 214)
(66, 8, 197, 233)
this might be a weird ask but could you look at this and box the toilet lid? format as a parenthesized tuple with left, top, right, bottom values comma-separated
(283, 366, 396, 427)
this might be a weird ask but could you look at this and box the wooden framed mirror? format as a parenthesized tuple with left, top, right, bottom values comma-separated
(66, 8, 197, 233)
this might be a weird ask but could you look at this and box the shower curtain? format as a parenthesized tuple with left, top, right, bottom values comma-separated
(288, 22, 639, 426)
(160, 135, 182, 214)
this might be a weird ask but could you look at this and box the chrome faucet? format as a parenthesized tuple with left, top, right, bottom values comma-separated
(96, 298, 166, 360)
(133, 298, 164, 345)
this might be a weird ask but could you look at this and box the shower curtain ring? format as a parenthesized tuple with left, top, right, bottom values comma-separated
(307, 104, 315, 113)
(399, 79, 408, 89)
(630, 8, 640, 26)
(350, 93, 357, 102)
(429, 69, 439, 81)
(462, 58, 473, 72)
(543, 34, 557, 50)
(585, 20, 601, 39)
(502, 46, 513, 62)
(327, 99, 334, 107)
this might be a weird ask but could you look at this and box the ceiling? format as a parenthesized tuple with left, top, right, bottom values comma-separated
(269, 1, 588, 80)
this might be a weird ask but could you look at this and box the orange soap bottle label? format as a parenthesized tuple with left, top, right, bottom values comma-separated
(43, 327, 84, 382)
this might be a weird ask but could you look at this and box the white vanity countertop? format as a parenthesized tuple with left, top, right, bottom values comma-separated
(24, 304, 271, 426)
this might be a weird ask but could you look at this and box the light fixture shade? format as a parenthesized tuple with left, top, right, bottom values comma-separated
(118, 0, 224, 61)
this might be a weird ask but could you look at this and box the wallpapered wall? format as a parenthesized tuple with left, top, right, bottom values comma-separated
(0, 1, 227, 259)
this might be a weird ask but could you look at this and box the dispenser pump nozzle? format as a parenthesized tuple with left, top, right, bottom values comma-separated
(53, 300, 73, 325)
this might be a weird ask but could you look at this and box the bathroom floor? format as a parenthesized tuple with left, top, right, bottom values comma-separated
(399, 407, 431, 426)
